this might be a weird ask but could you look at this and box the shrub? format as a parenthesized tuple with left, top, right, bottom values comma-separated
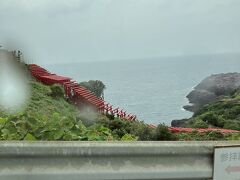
(213, 116, 225, 128)
(192, 118, 208, 128)
(199, 112, 225, 127)
(154, 124, 177, 141)
(206, 131, 224, 140)
(97, 116, 131, 138)
(121, 134, 137, 141)
(200, 112, 217, 124)
(106, 113, 115, 120)
(224, 105, 240, 119)
(97, 116, 155, 140)
(133, 124, 155, 141)
(50, 84, 65, 98)
(226, 133, 240, 140)
(79, 124, 114, 141)
(223, 121, 240, 130)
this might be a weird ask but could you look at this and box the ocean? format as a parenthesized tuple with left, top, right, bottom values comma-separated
(45, 54, 240, 125)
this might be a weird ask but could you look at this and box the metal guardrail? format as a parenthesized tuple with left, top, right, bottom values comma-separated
(0, 141, 239, 180)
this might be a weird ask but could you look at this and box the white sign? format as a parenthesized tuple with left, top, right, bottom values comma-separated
(214, 146, 240, 180)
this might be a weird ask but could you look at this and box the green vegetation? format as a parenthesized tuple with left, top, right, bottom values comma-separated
(190, 118, 209, 128)
(0, 81, 176, 141)
(177, 131, 226, 141)
(50, 84, 65, 98)
(186, 90, 240, 130)
(155, 124, 177, 140)
(0, 80, 238, 141)
(0, 81, 116, 141)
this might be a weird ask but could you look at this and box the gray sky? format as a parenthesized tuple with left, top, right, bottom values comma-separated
(0, 0, 240, 64)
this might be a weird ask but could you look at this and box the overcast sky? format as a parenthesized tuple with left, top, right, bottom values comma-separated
(0, 0, 240, 64)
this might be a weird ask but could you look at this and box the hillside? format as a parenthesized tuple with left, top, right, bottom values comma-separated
(185, 90, 240, 131)
(0, 80, 239, 141)
(0, 80, 173, 141)
(172, 73, 240, 134)
(0, 50, 239, 141)
(184, 73, 240, 112)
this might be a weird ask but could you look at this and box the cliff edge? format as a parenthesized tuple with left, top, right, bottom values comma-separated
(184, 72, 240, 113)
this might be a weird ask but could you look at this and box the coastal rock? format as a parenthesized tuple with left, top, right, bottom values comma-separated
(184, 72, 240, 113)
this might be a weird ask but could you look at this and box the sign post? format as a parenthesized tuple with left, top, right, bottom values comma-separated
(214, 146, 240, 180)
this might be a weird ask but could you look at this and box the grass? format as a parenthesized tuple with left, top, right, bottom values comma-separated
(0, 80, 238, 141)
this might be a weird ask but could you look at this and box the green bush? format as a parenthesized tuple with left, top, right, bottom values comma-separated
(206, 131, 224, 140)
(224, 105, 240, 119)
(199, 112, 217, 124)
(50, 84, 65, 98)
(226, 133, 240, 140)
(215, 116, 225, 128)
(96, 116, 156, 140)
(176, 131, 204, 141)
(97, 116, 130, 138)
(106, 113, 115, 120)
(199, 112, 225, 127)
(133, 124, 155, 141)
(192, 118, 208, 128)
(0, 111, 117, 141)
(176, 130, 228, 141)
(121, 134, 137, 141)
(80, 124, 114, 141)
(223, 121, 240, 130)
(154, 124, 177, 141)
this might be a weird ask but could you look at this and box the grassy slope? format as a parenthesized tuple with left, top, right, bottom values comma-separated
(0, 81, 239, 141)
(27, 81, 79, 118)
(186, 90, 240, 131)
(0, 81, 120, 141)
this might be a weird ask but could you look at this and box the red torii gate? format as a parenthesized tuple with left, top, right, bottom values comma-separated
(28, 64, 136, 121)
(28, 64, 239, 134)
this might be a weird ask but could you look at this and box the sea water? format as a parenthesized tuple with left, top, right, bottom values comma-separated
(46, 54, 240, 125)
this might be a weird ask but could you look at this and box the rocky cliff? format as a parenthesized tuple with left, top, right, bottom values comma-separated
(172, 72, 240, 127)
(184, 72, 240, 113)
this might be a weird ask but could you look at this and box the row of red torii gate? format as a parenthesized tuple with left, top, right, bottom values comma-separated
(28, 64, 137, 121)
(28, 64, 240, 134)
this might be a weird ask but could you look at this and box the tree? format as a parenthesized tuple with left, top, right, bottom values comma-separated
(50, 84, 65, 98)
(79, 80, 106, 99)
(192, 118, 208, 128)
(199, 112, 225, 127)
(154, 124, 177, 141)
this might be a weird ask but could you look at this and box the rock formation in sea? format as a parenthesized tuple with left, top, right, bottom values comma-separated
(184, 72, 240, 113)
(172, 72, 240, 127)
